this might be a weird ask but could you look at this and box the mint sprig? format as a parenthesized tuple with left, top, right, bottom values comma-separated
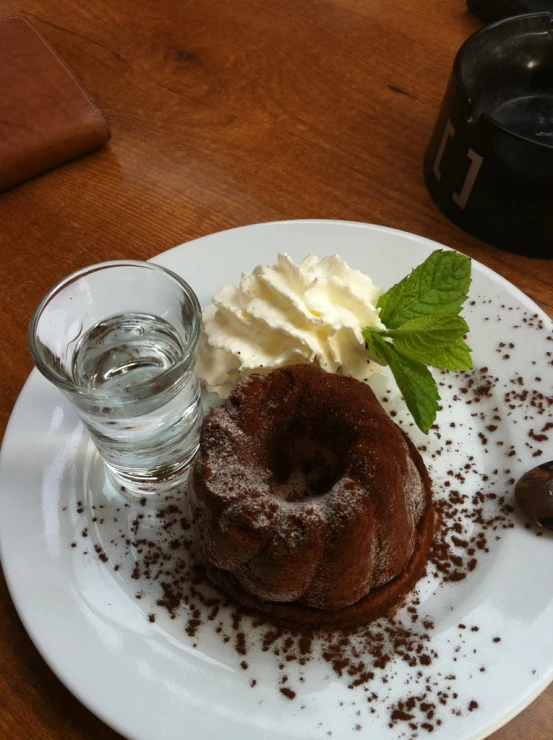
(365, 333, 441, 434)
(364, 250, 472, 434)
(377, 249, 471, 329)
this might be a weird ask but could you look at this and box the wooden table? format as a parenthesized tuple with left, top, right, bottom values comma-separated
(0, 1, 551, 738)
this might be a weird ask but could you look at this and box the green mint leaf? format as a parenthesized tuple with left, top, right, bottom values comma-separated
(380, 314, 473, 370)
(368, 333, 440, 434)
(377, 250, 472, 329)
(364, 329, 389, 366)
(392, 337, 473, 372)
(384, 314, 469, 345)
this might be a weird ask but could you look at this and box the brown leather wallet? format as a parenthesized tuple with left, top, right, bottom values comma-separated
(0, 16, 110, 192)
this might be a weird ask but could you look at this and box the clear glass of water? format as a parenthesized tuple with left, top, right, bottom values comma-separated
(28, 261, 203, 497)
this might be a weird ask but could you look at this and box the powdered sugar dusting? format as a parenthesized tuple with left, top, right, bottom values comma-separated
(189, 365, 430, 609)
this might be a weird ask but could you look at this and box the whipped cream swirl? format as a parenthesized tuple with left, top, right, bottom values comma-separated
(198, 253, 386, 398)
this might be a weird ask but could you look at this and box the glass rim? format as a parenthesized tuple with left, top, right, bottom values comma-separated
(28, 259, 202, 398)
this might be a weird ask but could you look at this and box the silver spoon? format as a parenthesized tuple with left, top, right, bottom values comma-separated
(515, 460, 553, 531)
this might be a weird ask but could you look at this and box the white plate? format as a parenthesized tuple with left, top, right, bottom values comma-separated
(1, 220, 552, 740)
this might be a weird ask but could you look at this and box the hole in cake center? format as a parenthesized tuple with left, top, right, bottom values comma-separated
(270, 434, 341, 502)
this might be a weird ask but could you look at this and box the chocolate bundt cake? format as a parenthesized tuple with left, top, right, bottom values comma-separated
(189, 364, 435, 627)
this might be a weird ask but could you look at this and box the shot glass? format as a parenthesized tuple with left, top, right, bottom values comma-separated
(29, 260, 203, 496)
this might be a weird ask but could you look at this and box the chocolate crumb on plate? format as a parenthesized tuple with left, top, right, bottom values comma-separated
(64, 293, 553, 740)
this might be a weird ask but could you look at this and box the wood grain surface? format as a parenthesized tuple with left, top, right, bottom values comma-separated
(0, 1, 552, 738)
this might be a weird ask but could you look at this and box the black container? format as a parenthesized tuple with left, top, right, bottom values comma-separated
(468, 0, 553, 23)
(424, 13, 553, 258)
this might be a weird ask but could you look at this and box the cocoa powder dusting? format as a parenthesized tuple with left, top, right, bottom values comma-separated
(64, 297, 552, 739)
